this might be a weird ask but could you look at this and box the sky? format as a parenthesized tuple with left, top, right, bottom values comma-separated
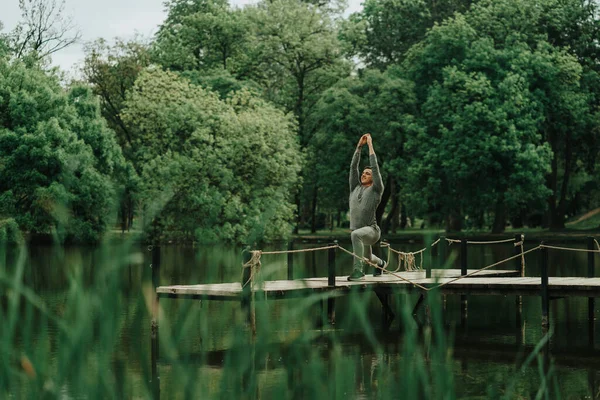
(1, 0, 363, 75)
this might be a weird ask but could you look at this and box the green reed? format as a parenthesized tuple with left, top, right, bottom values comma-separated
(0, 240, 561, 399)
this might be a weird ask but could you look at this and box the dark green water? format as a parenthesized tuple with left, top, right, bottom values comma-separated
(4, 238, 600, 398)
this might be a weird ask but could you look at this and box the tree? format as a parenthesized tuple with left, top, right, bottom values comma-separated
(0, 58, 124, 241)
(82, 38, 151, 231)
(341, 0, 477, 69)
(153, 0, 248, 72)
(403, 1, 591, 232)
(82, 38, 151, 158)
(243, 0, 347, 146)
(465, 0, 600, 229)
(121, 69, 302, 243)
(9, 0, 81, 60)
(241, 0, 350, 232)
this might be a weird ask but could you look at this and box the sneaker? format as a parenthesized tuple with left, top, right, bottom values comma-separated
(347, 269, 365, 281)
(373, 260, 387, 277)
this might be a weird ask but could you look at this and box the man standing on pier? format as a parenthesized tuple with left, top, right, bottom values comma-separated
(348, 133, 386, 281)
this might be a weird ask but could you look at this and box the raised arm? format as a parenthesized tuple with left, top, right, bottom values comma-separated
(350, 135, 367, 190)
(366, 135, 384, 193)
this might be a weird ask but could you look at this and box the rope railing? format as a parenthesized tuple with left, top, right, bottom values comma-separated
(242, 235, 598, 292)
(446, 237, 516, 245)
(430, 245, 542, 290)
(540, 242, 600, 253)
(259, 244, 339, 255)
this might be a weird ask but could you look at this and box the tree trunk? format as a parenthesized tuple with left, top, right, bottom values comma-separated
(491, 197, 506, 234)
(511, 210, 524, 229)
(376, 175, 393, 228)
(310, 185, 318, 233)
(381, 180, 397, 234)
(400, 203, 407, 230)
(554, 134, 572, 230)
(446, 211, 463, 232)
(293, 192, 300, 234)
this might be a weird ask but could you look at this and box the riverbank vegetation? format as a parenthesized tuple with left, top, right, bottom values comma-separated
(1, 0, 600, 244)
(0, 242, 561, 398)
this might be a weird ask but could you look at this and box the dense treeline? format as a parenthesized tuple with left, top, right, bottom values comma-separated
(1, 0, 599, 242)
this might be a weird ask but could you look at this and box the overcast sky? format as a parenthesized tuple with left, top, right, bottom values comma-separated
(1, 0, 362, 75)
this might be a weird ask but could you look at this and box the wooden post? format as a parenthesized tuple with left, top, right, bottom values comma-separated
(328, 242, 336, 287)
(427, 237, 434, 279)
(151, 245, 161, 332)
(460, 238, 468, 327)
(439, 236, 447, 269)
(151, 326, 160, 400)
(460, 238, 467, 276)
(287, 241, 294, 280)
(515, 234, 524, 276)
(328, 242, 336, 325)
(242, 246, 256, 335)
(515, 234, 523, 333)
(150, 245, 160, 399)
(541, 243, 549, 330)
(588, 237, 595, 344)
(375, 290, 394, 329)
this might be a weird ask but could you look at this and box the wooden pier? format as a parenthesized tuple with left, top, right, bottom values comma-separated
(151, 236, 599, 330)
(157, 271, 600, 299)
(157, 269, 522, 300)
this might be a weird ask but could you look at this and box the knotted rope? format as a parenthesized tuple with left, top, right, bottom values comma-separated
(336, 245, 430, 291)
(514, 234, 526, 276)
(540, 240, 600, 253)
(242, 250, 262, 288)
(446, 237, 516, 245)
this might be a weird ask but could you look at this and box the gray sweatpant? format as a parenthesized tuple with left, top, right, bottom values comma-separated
(351, 225, 382, 272)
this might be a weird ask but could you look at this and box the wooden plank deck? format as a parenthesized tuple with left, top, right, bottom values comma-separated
(156, 268, 600, 299)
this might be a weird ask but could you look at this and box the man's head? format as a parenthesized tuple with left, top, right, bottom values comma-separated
(361, 167, 373, 186)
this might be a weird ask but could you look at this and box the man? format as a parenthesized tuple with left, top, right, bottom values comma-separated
(348, 133, 387, 281)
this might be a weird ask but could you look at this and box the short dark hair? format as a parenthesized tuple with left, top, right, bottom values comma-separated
(363, 166, 372, 171)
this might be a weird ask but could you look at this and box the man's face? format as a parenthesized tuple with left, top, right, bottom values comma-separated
(361, 168, 373, 186)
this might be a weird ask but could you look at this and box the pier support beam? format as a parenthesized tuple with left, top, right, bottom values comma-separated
(541, 244, 549, 331)
(327, 242, 337, 325)
(287, 241, 294, 280)
(460, 239, 468, 330)
(375, 290, 395, 329)
(588, 236, 596, 345)
(515, 234, 524, 342)
(412, 293, 425, 317)
(242, 246, 256, 336)
(150, 245, 161, 400)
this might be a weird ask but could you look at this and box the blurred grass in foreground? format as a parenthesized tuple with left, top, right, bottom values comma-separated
(0, 240, 559, 399)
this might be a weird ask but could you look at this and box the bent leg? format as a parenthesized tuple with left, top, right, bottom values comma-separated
(351, 226, 381, 272)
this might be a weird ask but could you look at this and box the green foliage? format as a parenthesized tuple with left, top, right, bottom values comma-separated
(342, 0, 477, 68)
(402, 0, 596, 231)
(242, 0, 350, 143)
(180, 68, 261, 100)
(0, 58, 123, 241)
(0, 218, 23, 243)
(82, 38, 151, 157)
(154, 0, 248, 73)
(121, 69, 302, 243)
